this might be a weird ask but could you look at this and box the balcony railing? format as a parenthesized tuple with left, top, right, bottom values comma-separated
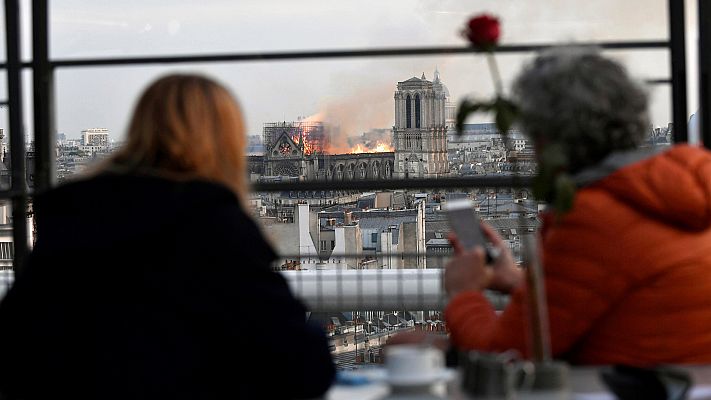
(0, 268, 509, 313)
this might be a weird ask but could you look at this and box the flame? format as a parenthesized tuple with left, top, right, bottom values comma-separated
(287, 117, 326, 156)
(374, 142, 394, 152)
(350, 141, 394, 154)
(286, 113, 394, 155)
(351, 144, 367, 154)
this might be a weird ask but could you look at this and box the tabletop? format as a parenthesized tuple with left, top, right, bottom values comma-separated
(326, 365, 711, 400)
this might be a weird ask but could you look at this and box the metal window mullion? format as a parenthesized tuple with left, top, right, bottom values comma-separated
(699, 0, 711, 148)
(0, 40, 670, 70)
(669, 0, 688, 143)
(5, 0, 29, 271)
(253, 176, 534, 192)
(32, 0, 55, 192)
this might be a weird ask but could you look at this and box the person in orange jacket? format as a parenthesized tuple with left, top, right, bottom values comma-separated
(443, 47, 711, 366)
(445, 47, 711, 366)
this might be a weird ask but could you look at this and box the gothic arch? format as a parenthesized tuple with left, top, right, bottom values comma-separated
(357, 162, 367, 179)
(385, 160, 394, 178)
(415, 93, 421, 129)
(370, 161, 381, 179)
(406, 94, 412, 129)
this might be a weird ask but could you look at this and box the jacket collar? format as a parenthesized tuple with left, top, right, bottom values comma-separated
(572, 146, 666, 188)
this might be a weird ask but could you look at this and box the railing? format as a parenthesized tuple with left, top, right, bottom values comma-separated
(283, 269, 509, 312)
(0, 268, 509, 313)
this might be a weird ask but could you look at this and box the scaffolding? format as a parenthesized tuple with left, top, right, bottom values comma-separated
(263, 121, 328, 156)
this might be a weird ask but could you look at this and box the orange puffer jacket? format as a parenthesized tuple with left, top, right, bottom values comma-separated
(445, 145, 711, 366)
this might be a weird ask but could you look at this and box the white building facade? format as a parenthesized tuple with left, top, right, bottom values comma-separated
(81, 128, 110, 149)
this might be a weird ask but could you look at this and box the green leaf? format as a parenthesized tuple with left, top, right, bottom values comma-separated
(532, 162, 556, 202)
(553, 173, 576, 214)
(456, 98, 499, 135)
(494, 97, 519, 135)
(495, 109, 513, 136)
(539, 143, 567, 169)
(531, 143, 576, 216)
(456, 99, 480, 135)
(532, 143, 568, 203)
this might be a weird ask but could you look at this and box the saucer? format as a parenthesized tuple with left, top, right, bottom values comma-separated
(383, 369, 456, 387)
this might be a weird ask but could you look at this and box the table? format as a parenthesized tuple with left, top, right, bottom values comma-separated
(327, 365, 711, 400)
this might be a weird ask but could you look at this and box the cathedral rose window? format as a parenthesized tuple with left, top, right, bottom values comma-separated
(279, 141, 292, 155)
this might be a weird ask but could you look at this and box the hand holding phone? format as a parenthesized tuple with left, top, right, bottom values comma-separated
(445, 198, 498, 264)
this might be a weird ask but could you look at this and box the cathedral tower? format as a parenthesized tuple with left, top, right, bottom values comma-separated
(393, 72, 449, 178)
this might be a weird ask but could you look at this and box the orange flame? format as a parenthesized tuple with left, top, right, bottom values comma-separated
(289, 117, 325, 156)
(351, 144, 367, 154)
(350, 141, 394, 154)
(374, 142, 394, 152)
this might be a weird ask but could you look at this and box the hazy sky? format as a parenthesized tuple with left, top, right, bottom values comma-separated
(0, 0, 701, 142)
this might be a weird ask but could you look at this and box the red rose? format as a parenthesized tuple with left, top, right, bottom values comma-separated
(463, 14, 500, 50)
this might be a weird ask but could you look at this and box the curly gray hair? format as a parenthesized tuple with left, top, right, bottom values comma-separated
(513, 47, 650, 173)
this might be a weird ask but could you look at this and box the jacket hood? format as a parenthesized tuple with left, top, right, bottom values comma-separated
(589, 145, 711, 230)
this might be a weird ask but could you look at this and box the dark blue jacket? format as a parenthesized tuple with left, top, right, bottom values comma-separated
(0, 173, 335, 399)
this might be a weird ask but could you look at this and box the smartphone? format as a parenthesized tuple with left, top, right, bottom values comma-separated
(445, 198, 498, 263)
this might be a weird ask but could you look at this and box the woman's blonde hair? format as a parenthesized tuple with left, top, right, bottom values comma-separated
(107, 73, 248, 203)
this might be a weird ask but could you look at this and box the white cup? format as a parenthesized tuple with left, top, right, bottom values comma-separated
(384, 344, 446, 387)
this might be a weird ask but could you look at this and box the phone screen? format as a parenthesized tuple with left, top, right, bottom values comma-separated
(445, 199, 487, 250)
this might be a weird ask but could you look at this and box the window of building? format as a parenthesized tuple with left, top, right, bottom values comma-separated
(406, 94, 412, 129)
(415, 94, 421, 129)
(371, 233, 378, 243)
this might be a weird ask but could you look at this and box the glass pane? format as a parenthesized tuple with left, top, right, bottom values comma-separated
(50, 0, 668, 58)
(55, 50, 670, 185)
(686, 0, 700, 144)
(52, 49, 674, 365)
(0, 2, 5, 62)
(0, 70, 35, 193)
(0, 0, 35, 63)
(0, 69, 35, 275)
(54, 52, 671, 271)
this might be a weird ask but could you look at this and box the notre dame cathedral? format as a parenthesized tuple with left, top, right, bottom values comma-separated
(253, 69, 451, 181)
(393, 69, 452, 179)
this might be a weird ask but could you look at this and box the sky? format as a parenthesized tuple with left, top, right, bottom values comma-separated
(0, 0, 701, 142)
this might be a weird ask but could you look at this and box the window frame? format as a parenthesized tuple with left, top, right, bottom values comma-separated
(0, 0, 703, 271)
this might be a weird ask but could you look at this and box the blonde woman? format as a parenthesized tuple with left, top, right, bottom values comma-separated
(0, 74, 335, 399)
